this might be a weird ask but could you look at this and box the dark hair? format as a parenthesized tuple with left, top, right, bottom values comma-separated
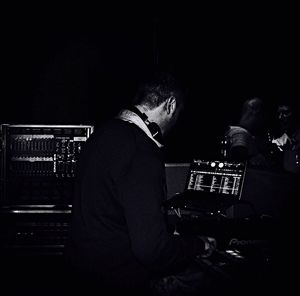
(276, 97, 300, 124)
(133, 72, 187, 109)
(239, 97, 265, 134)
(241, 97, 264, 115)
(276, 97, 297, 109)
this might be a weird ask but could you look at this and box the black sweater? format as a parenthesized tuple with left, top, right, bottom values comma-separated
(67, 119, 205, 291)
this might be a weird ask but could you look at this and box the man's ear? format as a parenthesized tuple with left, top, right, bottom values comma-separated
(166, 96, 177, 114)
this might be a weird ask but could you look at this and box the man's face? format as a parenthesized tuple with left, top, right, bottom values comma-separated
(277, 105, 292, 130)
(164, 103, 184, 136)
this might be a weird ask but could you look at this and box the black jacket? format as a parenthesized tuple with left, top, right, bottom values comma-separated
(66, 118, 204, 292)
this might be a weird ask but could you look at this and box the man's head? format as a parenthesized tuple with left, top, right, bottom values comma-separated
(239, 97, 264, 134)
(277, 104, 293, 132)
(133, 72, 186, 137)
(274, 97, 300, 134)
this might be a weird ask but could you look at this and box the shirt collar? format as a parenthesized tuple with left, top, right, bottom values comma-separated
(117, 109, 164, 148)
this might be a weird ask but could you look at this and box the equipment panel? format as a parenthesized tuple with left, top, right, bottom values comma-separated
(0, 124, 94, 205)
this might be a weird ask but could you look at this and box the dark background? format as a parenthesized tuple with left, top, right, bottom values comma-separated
(2, 9, 300, 162)
(1, 9, 299, 294)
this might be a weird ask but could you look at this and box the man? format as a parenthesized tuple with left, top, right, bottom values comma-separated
(66, 72, 216, 295)
(224, 97, 270, 168)
(271, 101, 300, 173)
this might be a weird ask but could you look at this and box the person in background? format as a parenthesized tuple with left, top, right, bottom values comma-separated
(66, 72, 217, 295)
(271, 100, 300, 174)
(224, 97, 270, 168)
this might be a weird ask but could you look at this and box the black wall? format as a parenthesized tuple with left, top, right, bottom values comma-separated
(3, 11, 300, 162)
